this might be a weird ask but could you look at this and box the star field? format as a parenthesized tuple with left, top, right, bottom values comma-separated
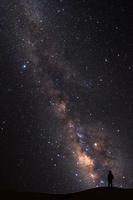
(0, 0, 133, 194)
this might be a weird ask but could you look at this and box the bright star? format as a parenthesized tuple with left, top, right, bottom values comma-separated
(94, 143, 98, 147)
(22, 64, 27, 69)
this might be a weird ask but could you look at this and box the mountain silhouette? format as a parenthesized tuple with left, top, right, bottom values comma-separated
(0, 187, 133, 200)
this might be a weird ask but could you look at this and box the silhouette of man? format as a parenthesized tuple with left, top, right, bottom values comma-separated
(108, 170, 114, 188)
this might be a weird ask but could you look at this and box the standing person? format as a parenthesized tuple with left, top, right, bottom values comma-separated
(108, 170, 114, 187)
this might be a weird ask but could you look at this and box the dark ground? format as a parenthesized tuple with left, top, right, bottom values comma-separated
(0, 187, 133, 200)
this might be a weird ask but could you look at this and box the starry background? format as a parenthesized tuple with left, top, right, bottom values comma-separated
(0, 0, 133, 194)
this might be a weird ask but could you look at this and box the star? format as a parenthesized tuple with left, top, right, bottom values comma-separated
(22, 64, 27, 69)
(104, 58, 108, 63)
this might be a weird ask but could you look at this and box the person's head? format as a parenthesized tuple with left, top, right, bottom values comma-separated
(109, 170, 112, 174)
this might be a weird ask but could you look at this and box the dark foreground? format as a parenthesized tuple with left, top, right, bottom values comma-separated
(1, 187, 133, 200)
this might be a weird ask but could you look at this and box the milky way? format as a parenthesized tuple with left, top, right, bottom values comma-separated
(1, 0, 133, 194)
(16, 0, 125, 188)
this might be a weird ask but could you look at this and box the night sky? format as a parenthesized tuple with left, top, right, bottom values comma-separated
(0, 0, 133, 194)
